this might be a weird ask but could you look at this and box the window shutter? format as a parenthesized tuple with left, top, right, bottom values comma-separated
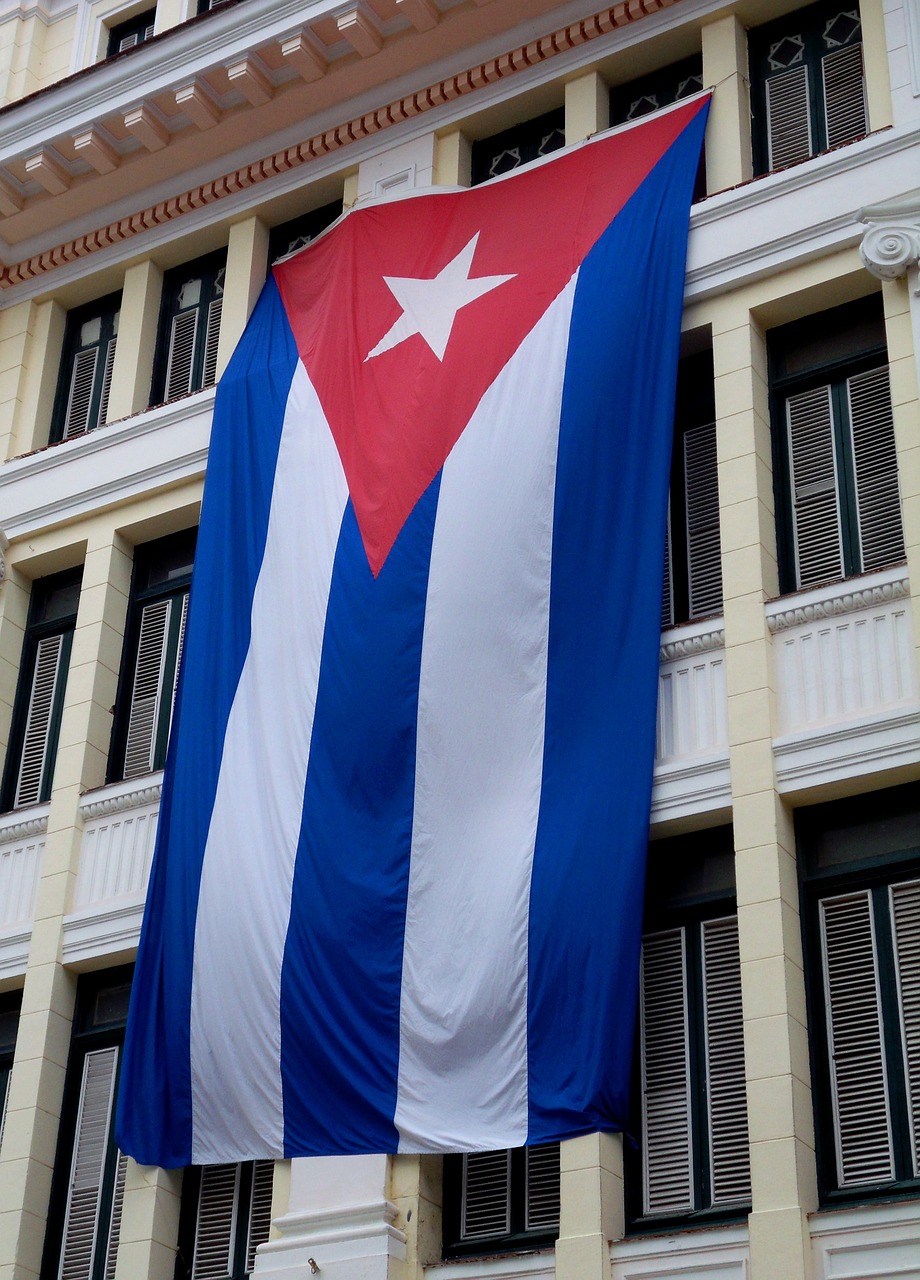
(102, 1151, 128, 1280)
(167, 591, 189, 737)
(460, 1150, 511, 1239)
(701, 916, 751, 1206)
(97, 336, 118, 430)
(822, 42, 866, 148)
(191, 1164, 240, 1280)
(890, 879, 920, 1176)
(641, 928, 693, 1214)
(765, 66, 812, 170)
(0, 1069, 10, 1151)
(14, 633, 65, 809)
(245, 1161, 275, 1274)
(683, 421, 722, 618)
(524, 1144, 560, 1233)
(847, 365, 905, 572)
(58, 1046, 119, 1280)
(123, 599, 171, 780)
(786, 383, 844, 587)
(62, 349, 100, 441)
(165, 308, 199, 401)
(201, 272, 224, 390)
(820, 892, 894, 1186)
(661, 504, 674, 629)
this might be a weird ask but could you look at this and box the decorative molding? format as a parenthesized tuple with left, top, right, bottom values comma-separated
(226, 53, 274, 107)
(859, 191, 920, 283)
(280, 30, 328, 83)
(0, 925, 31, 983)
(774, 705, 920, 794)
(73, 125, 120, 174)
(811, 1199, 920, 1280)
(23, 146, 70, 193)
(650, 753, 732, 825)
(0, 0, 680, 289)
(175, 79, 222, 131)
(337, 4, 384, 58)
(397, 0, 440, 34)
(426, 1250, 554, 1280)
(659, 626, 725, 661)
(766, 572, 910, 632)
(62, 898, 145, 965)
(0, 804, 49, 842)
(79, 773, 164, 819)
(612, 1222, 749, 1280)
(0, 172, 24, 215)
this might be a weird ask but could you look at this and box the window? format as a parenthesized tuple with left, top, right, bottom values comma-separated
(0, 990, 22, 1151)
(798, 787, 920, 1203)
(151, 252, 226, 404)
(268, 199, 342, 266)
(750, 1, 867, 175)
(1, 569, 82, 813)
(629, 828, 750, 1227)
(470, 109, 565, 186)
(109, 530, 196, 782)
(41, 969, 133, 1280)
(197, 0, 233, 12)
(106, 10, 155, 56)
(769, 295, 904, 594)
(442, 1144, 560, 1257)
(661, 349, 722, 628)
(175, 1161, 274, 1279)
(610, 55, 704, 124)
(50, 295, 120, 443)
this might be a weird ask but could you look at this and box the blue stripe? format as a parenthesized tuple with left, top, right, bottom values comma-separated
(279, 477, 440, 1154)
(526, 106, 709, 1143)
(116, 279, 298, 1167)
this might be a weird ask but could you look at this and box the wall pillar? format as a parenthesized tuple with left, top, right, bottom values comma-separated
(565, 70, 609, 145)
(113, 1162, 182, 1280)
(215, 216, 269, 380)
(712, 300, 817, 1280)
(434, 129, 471, 187)
(106, 260, 163, 423)
(701, 14, 752, 193)
(1, 299, 65, 460)
(555, 1133, 622, 1280)
(0, 529, 132, 1280)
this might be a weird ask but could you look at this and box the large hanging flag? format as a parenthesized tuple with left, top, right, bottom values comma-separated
(116, 95, 709, 1166)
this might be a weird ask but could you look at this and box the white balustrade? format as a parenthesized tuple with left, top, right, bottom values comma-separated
(768, 567, 920, 790)
(0, 804, 47, 979)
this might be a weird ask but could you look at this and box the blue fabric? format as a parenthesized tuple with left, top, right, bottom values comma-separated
(115, 279, 298, 1166)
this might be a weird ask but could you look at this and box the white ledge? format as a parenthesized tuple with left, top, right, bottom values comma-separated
(774, 705, 920, 795)
(765, 566, 910, 632)
(651, 752, 731, 825)
(80, 772, 164, 819)
(660, 616, 725, 661)
(62, 897, 145, 965)
(0, 925, 31, 981)
(0, 802, 50, 842)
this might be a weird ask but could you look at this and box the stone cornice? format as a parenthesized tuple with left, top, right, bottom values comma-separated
(766, 569, 910, 634)
(859, 191, 920, 285)
(0, 0, 681, 289)
(0, 804, 49, 843)
(659, 626, 724, 661)
(79, 772, 164, 820)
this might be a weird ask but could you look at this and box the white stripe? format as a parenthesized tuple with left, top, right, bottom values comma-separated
(190, 362, 348, 1162)
(395, 276, 578, 1151)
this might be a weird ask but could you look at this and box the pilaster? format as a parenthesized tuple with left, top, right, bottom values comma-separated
(106, 260, 163, 423)
(555, 1133, 623, 1280)
(388, 1154, 441, 1280)
(711, 300, 817, 1280)
(215, 216, 269, 380)
(565, 70, 609, 145)
(701, 14, 751, 193)
(860, 0, 894, 131)
(0, 565, 30, 767)
(6, 299, 65, 460)
(112, 1162, 183, 1280)
(434, 129, 471, 187)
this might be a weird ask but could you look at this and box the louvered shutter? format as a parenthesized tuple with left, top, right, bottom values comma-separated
(524, 1143, 560, 1233)
(847, 366, 905, 572)
(701, 916, 751, 1205)
(661, 504, 674, 629)
(820, 892, 894, 1186)
(191, 1164, 240, 1280)
(201, 296, 222, 389)
(14, 633, 65, 809)
(245, 1161, 274, 1274)
(165, 308, 199, 401)
(0, 1068, 10, 1151)
(167, 591, 189, 737)
(58, 1047, 119, 1280)
(822, 42, 866, 148)
(460, 1150, 511, 1239)
(62, 349, 100, 440)
(890, 880, 920, 1176)
(123, 599, 171, 779)
(641, 928, 693, 1214)
(683, 421, 722, 618)
(786, 383, 844, 588)
(97, 336, 118, 429)
(102, 1151, 128, 1280)
(765, 66, 812, 170)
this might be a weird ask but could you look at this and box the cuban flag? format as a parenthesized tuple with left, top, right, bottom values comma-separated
(116, 95, 709, 1165)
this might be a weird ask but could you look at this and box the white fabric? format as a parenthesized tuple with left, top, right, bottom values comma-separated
(394, 276, 577, 1151)
(190, 364, 349, 1162)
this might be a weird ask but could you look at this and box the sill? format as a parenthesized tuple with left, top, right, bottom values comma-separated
(816, 1181, 920, 1213)
(442, 1239, 556, 1263)
(626, 1206, 750, 1237)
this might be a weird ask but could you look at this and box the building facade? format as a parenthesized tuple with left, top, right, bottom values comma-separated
(0, 2, 919, 1280)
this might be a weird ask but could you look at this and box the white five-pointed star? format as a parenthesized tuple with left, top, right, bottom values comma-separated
(365, 232, 515, 362)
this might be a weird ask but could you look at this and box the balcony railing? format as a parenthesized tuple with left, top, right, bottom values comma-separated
(0, 804, 47, 979)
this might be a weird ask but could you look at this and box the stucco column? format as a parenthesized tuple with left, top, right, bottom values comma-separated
(105, 259, 163, 423)
(434, 130, 471, 187)
(556, 1132, 623, 1280)
(712, 299, 817, 1280)
(701, 13, 752, 193)
(113, 1162, 182, 1280)
(215, 216, 269, 380)
(0, 528, 132, 1280)
(565, 69, 609, 144)
(0, 298, 65, 459)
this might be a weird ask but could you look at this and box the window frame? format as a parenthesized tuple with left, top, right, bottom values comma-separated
(798, 788, 920, 1208)
(40, 966, 134, 1280)
(768, 297, 902, 595)
(441, 1144, 560, 1259)
(49, 293, 121, 445)
(105, 9, 156, 57)
(0, 988, 23, 1152)
(108, 529, 197, 784)
(626, 826, 750, 1233)
(1, 568, 82, 814)
(150, 250, 226, 406)
(174, 1159, 275, 1280)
